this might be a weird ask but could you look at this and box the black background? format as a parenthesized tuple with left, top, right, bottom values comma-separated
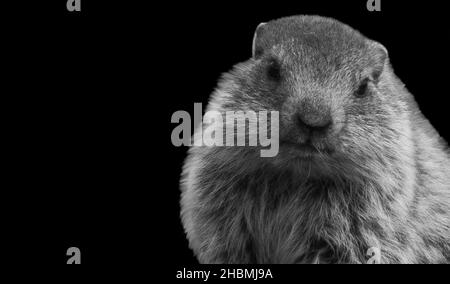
(8, 0, 449, 269)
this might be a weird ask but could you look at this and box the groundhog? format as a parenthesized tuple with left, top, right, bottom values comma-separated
(180, 15, 450, 263)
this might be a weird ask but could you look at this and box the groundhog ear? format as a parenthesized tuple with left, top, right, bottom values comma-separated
(252, 22, 267, 59)
(367, 41, 389, 82)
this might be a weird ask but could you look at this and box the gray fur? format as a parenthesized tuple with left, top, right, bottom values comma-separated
(180, 15, 450, 263)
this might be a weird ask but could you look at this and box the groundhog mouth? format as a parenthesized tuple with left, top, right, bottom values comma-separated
(280, 140, 334, 158)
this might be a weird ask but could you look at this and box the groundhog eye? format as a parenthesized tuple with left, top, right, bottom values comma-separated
(266, 59, 281, 82)
(355, 78, 369, 98)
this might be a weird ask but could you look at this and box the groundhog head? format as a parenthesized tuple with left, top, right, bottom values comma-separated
(208, 15, 413, 181)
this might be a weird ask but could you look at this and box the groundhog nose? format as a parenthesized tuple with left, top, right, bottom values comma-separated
(295, 112, 332, 136)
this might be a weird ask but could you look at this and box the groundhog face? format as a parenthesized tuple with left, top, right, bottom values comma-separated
(215, 16, 410, 179)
